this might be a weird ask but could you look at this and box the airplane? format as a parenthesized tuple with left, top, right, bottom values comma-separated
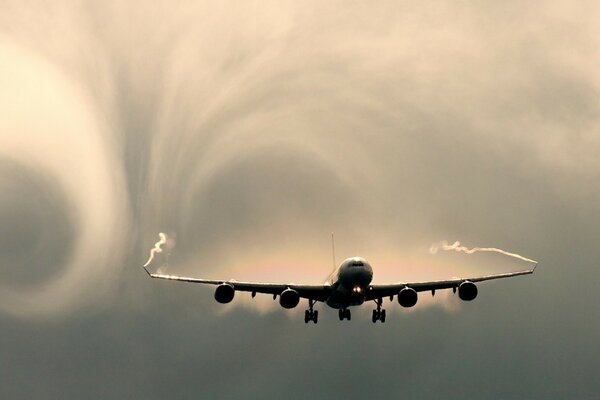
(143, 253, 537, 324)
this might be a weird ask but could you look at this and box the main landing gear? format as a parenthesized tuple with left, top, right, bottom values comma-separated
(304, 300, 318, 324)
(338, 308, 351, 321)
(372, 298, 386, 323)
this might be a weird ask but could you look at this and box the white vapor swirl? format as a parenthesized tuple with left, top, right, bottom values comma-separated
(143, 232, 168, 267)
(430, 240, 538, 264)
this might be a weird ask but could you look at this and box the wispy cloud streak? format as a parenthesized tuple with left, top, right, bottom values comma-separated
(143, 232, 168, 267)
(430, 240, 537, 264)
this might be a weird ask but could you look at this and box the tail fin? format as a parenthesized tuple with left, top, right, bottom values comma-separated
(324, 232, 339, 283)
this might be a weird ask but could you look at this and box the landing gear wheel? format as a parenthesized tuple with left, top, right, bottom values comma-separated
(305, 300, 318, 324)
(372, 298, 386, 323)
(338, 309, 351, 321)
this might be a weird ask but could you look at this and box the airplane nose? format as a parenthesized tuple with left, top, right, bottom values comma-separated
(359, 268, 373, 285)
(341, 266, 372, 288)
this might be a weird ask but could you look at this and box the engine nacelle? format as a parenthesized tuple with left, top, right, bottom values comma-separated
(214, 283, 235, 304)
(279, 288, 300, 309)
(458, 281, 478, 301)
(398, 287, 418, 308)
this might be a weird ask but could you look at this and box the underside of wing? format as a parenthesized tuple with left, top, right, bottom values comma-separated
(143, 267, 331, 303)
(366, 263, 537, 303)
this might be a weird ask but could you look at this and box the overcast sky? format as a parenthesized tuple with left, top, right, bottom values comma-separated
(1, 1, 599, 398)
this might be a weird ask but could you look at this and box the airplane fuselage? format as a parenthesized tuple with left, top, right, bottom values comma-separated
(325, 257, 373, 309)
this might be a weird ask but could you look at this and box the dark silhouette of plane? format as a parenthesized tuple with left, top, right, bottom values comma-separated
(144, 254, 536, 323)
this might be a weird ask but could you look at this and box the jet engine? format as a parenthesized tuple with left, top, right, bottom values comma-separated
(458, 281, 478, 301)
(214, 283, 235, 304)
(398, 287, 418, 308)
(279, 288, 300, 309)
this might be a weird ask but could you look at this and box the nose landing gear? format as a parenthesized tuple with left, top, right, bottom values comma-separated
(304, 299, 318, 324)
(338, 308, 351, 321)
(372, 298, 386, 323)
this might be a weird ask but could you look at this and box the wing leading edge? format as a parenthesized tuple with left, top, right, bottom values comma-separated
(366, 263, 537, 300)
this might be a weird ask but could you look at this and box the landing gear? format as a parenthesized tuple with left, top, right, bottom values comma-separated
(372, 298, 386, 323)
(338, 308, 351, 321)
(304, 310, 318, 323)
(304, 300, 318, 324)
(372, 309, 386, 323)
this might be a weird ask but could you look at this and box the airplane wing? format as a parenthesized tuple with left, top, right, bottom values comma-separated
(143, 267, 331, 302)
(365, 263, 537, 300)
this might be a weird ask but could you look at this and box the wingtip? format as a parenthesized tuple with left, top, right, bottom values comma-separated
(143, 266, 152, 276)
(531, 262, 539, 273)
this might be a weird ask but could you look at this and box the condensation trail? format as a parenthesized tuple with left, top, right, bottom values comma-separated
(0, 39, 128, 318)
(429, 240, 537, 264)
(143, 232, 168, 267)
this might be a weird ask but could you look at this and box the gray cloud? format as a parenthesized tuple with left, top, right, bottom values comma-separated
(0, 0, 599, 398)
(0, 158, 75, 286)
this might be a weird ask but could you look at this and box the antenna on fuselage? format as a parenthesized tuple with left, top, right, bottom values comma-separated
(331, 232, 337, 269)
